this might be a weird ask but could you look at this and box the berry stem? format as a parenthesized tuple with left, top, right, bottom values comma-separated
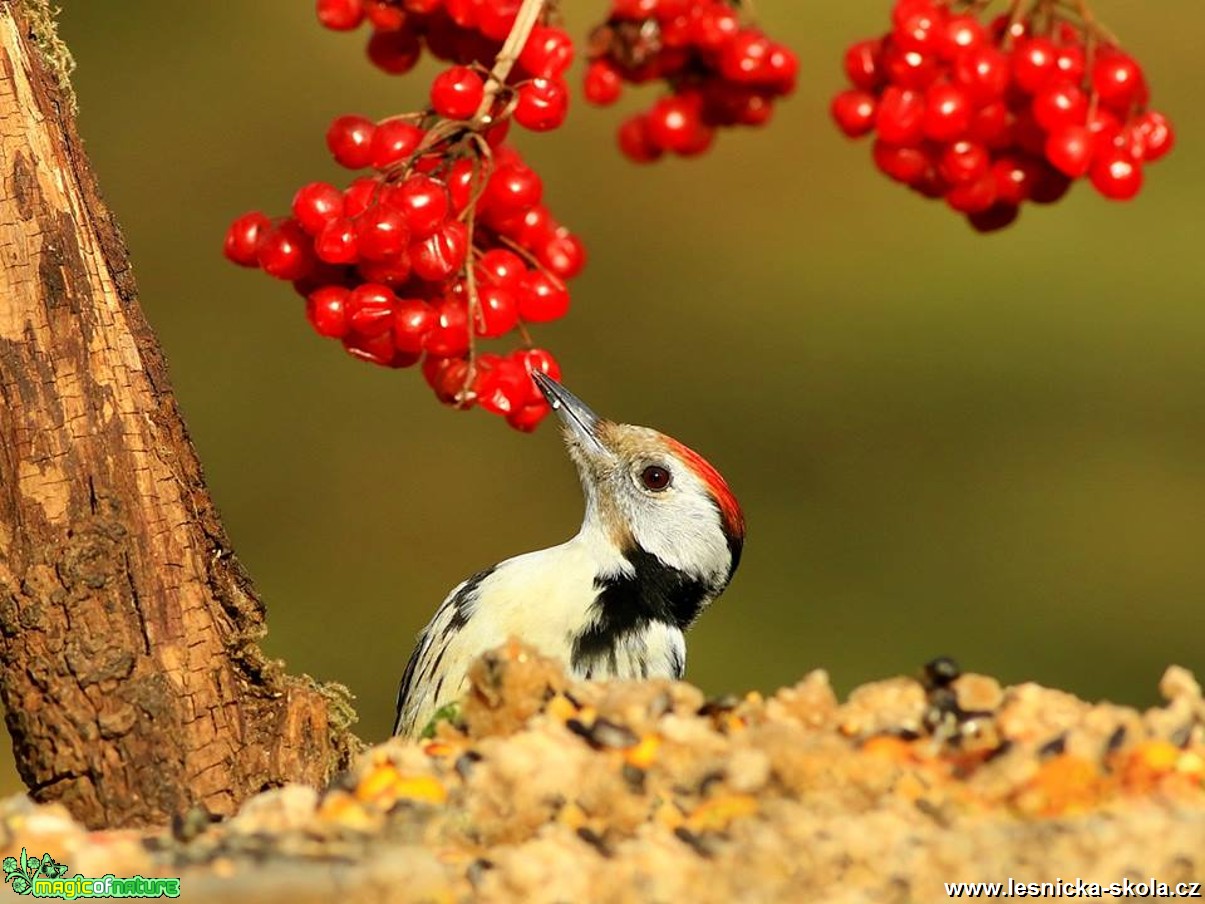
(1003, 0, 1031, 50)
(472, 0, 548, 128)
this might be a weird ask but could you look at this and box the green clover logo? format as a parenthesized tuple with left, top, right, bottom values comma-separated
(2, 848, 67, 895)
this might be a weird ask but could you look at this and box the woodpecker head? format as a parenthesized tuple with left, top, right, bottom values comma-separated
(533, 374, 744, 622)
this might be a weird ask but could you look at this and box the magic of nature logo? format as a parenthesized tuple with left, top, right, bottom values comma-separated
(3, 848, 181, 898)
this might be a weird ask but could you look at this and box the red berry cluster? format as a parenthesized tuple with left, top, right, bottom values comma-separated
(583, 0, 798, 162)
(316, 0, 574, 132)
(224, 111, 581, 431)
(831, 0, 1175, 231)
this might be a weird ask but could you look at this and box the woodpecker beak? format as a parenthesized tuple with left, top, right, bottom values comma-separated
(532, 373, 608, 456)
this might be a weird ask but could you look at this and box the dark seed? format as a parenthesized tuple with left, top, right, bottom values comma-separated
(1105, 725, 1127, 754)
(455, 750, 483, 779)
(922, 657, 962, 690)
(567, 717, 638, 749)
(622, 763, 647, 793)
(1038, 734, 1067, 758)
(697, 694, 740, 718)
(467, 858, 494, 888)
(1170, 721, 1195, 749)
(699, 769, 726, 796)
(576, 827, 613, 858)
(674, 826, 716, 859)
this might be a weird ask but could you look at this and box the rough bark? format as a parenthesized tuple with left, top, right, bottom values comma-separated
(0, 0, 356, 829)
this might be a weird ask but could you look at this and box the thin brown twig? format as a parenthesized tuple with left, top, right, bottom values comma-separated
(472, 0, 547, 127)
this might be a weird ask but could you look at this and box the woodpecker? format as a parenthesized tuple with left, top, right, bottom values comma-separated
(392, 373, 744, 737)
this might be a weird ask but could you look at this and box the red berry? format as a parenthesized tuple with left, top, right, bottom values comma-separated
(922, 82, 972, 142)
(224, 211, 271, 267)
(1090, 151, 1143, 200)
(355, 206, 409, 261)
(1085, 106, 1122, 155)
(485, 163, 543, 215)
(393, 298, 435, 354)
(412, 221, 469, 282)
(347, 283, 396, 337)
(477, 0, 520, 41)
(967, 203, 1020, 233)
(765, 43, 800, 91)
(292, 182, 344, 235)
(1029, 163, 1073, 204)
(844, 39, 883, 91)
(875, 86, 925, 146)
(719, 31, 774, 84)
(945, 173, 997, 214)
(366, 28, 422, 74)
(473, 285, 520, 338)
(1132, 111, 1175, 162)
(831, 90, 877, 138)
(882, 44, 940, 90)
(584, 60, 623, 106)
(618, 115, 664, 163)
(506, 402, 552, 433)
(1012, 38, 1058, 94)
(364, 0, 406, 31)
(516, 270, 569, 322)
(386, 175, 449, 238)
(967, 101, 1012, 149)
(514, 78, 569, 132)
(446, 158, 479, 213)
(519, 26, 574, 79)
(315, 217, 359, 264)
(430, 66, 485, 120)
(342, 177, 379, 218)
(423, 355, 472, 405)
(343, 331, 399, 367)
(513, 346, 562, 389)
(538, 230, 586, 280)
(316, 0, 364, 31)
(953, 46, 1010, 103)
(358, 256, 411, 287)
(477, 249, 527, 288)
(306, 286, 352, 338)
(426, 299, 470, 358)
(938, 140, 989, 185)
(1032, 82, 1087, 132)
(1092, 52, 1146, 112)
(872, 141, 928, 185)
(474, 357, 528, 415)
(444, 0, 478, 28)
(1044, 124, 1094, 178)
(991, 155, 1042, 205)
(938, 15, 985, 60)
(371, 119, 424, 170)
(513, 206, 555, 248)
(891, 0, 937, 31)
(1053, 44, 1085, 84)
(692, 5, 740, 50)
(257, 220, 314, 281)
(894, 9, 942, 55)
(326, 115, 377, 170)
(646, 95, 707, 153)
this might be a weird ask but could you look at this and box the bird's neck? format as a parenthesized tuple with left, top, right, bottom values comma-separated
(570, 517, 716, 633)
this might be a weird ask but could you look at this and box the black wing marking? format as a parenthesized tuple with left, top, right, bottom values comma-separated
(392, 566, 496, 736)
(571, 546, 713, 671)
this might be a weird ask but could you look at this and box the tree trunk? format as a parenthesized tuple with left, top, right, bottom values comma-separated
(0, 0, 356, 829)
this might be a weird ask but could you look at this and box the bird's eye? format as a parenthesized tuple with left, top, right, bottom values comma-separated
(640, 465, 672, 492)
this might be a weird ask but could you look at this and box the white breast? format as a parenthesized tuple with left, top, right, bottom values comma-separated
(393, 531, 686, 737)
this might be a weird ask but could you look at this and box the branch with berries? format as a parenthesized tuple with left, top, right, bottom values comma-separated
(831, 0, 1175, 232)
(224, 0, 1175, 431)
(224, 0, 798, 431)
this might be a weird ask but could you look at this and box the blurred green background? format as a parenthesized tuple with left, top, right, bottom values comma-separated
(8, 1, 1203, 791)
